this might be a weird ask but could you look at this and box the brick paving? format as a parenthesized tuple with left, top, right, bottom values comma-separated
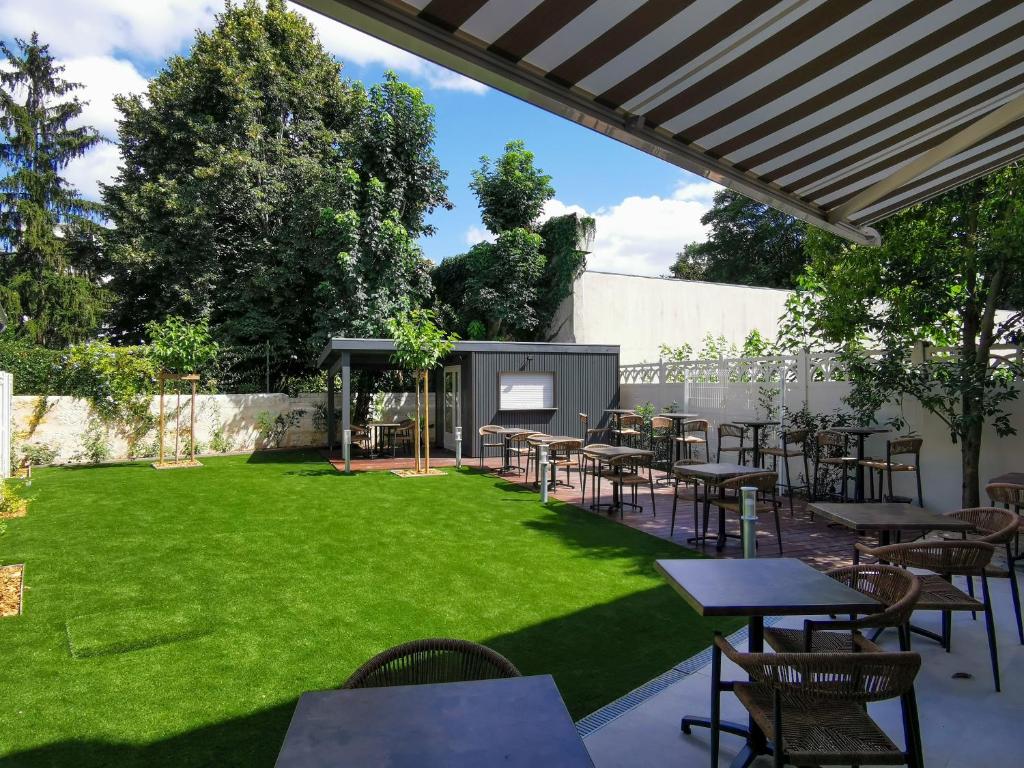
(325, 450, 871, 571)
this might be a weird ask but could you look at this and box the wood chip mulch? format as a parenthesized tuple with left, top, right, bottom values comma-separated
(0, 564, 25, 617)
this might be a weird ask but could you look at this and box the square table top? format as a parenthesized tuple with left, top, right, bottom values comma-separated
(807, 502, 974, 532)
(989, 472, 1024, 486)
(493, 427, 532, 436)
(603, 408, 637, 415)
(366, 422, 401, 428)
(657, 412, 699, 419)
(656, 558, 881, 617)
(830, 426, 889, 435)
(734, 419, 777, 427)
(672, 462, 758, 481)
(582, 445, 653, 459)
(275, 675, 594, 768)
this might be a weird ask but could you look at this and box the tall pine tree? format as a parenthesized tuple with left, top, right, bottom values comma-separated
(0, 33, 108, 346)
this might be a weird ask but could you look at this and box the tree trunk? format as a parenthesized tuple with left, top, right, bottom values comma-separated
(423, 370, 431, 472)
(413, 375, 422, 473)
(961, 414, 983, 508)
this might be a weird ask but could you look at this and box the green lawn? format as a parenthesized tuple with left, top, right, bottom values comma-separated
(0, 451, 738, 766)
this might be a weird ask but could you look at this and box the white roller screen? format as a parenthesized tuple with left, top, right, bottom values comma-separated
(499, 371, 554, 410)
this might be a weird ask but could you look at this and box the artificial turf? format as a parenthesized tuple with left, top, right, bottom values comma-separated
(0, 451, 739, 766)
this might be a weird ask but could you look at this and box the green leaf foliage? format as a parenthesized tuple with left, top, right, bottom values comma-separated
(470, 139, 554, 234)
(387, 308, 457, 373)
(145, 316, 219, 375)
(0, 33, 108, 346)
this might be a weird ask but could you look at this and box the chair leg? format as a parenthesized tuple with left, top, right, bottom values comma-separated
(774, 510, 783, 555)
(965, 576, 977, 620)
(915, 466, 923, 507)
(649, 469, 656, 516)
(709, 635, 722, 766)
(981, 573, 1001, 692)
(671, 483, 678, 537)
(900, 687, 924, 768)
(772, 688, 784, 768)
(1008, 545, 1024, 644)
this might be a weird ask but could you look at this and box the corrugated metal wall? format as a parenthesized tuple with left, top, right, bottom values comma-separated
(460, 351, 620, 456)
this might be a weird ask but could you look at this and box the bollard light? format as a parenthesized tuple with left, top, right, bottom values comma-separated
(343, 429, 352, 475)
(740, 486, 758, 559)
(539, 444, 549, 503)
(455, 426, 463, 469)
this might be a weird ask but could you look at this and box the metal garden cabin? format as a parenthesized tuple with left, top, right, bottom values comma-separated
(318, 339, 620, 457)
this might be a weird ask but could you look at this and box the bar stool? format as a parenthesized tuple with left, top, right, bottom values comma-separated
(601, 452, 655, 518)
(716, 423, 751, 464)
(861, 436, 924, 507)
(508, 431, 537, 475)
(675, 419, 710, 462)
(549, 438, 583, 488)
(650, 416, 674, 480)
(477, 425, 504, 469)
(614, 414, 643, 447)
(760, 428, 810, 516)
(813, 430, 858, 502)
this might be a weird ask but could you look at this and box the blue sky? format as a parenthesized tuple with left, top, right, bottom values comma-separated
(1, 0, 720, 275)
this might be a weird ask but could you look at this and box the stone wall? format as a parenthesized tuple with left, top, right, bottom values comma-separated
(13, 392, 434, 465)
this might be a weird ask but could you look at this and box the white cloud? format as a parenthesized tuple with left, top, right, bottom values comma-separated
(64, 142, 122, 200)
(464, 226, 496, 245)
(61, 55, 149, 140)
(289, 3, 488, 93)
(539, 179, 720, 276)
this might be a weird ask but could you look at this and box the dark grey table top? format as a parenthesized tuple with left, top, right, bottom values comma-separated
(807, 502, 974, 532)
(657, 412, 699, 419)
(275, 675, 594, 768)
(493, 427, 531, 436)
(831, 426, 889, 435)
(656, 558, 881, 617)
(989, 472, 1024, 486)
(672, 462, 758, 481)
(734, 419, 776, 427)
(583, 445, 653, 458)
(603, 408, 636, 414)
(527, 434, 580, 445)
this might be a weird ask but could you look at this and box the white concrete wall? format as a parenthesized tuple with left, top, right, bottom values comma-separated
(621, 380, 1024, 513)
(549, 271, 793, 364)
(12, 392, 434, 465)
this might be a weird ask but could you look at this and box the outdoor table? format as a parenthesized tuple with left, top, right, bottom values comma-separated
(365, 422, 400, 458)
(603, 408, 636, 446)
(831, 426, 889, 501)
(733, 419, 776, 469)
(582, 445, 653, 513)
(807, 501, 973, 547)
(493, 427, 530, 474)
(657, 412, 699, 463)
(528, 435, 580, 491)
(275, 675, 594, 768)
(989, 472, 1024, 486)
(672, 463, 758, 549)
(655, 558, 881, 768)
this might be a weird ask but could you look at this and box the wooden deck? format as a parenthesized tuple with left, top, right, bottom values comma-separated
(326, 452, 867, 571)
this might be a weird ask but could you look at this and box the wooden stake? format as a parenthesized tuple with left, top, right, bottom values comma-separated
(413, 371, 422, 473)
(189, 377, 197, 463)
(158, 374, 165, 464)
(423, 370, 430, 472)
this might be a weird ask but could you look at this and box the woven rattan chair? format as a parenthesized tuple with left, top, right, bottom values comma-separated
(813, 430, 857, 502)
(477, 424, 504, 469)
(670, 461, 705, 538)
(855, 538, 1001, 691)
(941, 507, 1022, 646)
(765, 565, 920, 654)
(523, 433, 550, 484)
(986, 482, 1024, 557)
(675, 419, 709, 463)
(861, 436, 924, 506)
(716, 423, 751, 463)
(549, 437, 583, 489)
(707, 634, 923, 768)
(708, 471, 783, 554)
(650, 416, 674, 477)
(350, 424, 371, 455)
(580, 442, 611, 507)
(506, 430, 537, 475)
(600, 452, 655, 518)
(759, 428, 810, 517)
(614, 413, 643, 447)
(342, 638, 521, 689)
(395, 418, 415, 455)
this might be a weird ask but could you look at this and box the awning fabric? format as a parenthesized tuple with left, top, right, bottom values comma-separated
(298, 0, 1024, 245)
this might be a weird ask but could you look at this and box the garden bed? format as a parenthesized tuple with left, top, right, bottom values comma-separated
(0, 564, 25, 617)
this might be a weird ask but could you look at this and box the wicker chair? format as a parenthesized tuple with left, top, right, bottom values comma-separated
(600, 452, 655, 518)
(674, 419, 709, 463)
(580, 442, 611, 507)
(614, 413, 643, 447)
(670, 461, 704, 538)
(759, 428, 810, 517)
(477, 424, 504, 469)
(350, 424, 371, 455)
(764, 565, 920, 653)
(649, 416, 674, 477)
(716, 423, 751, 464)
(941, 507, 1022, 646)
(549, 437, 583, 488)
(986, 481, 1024, 556)
(861, 436, 924, 506)
(506, 430, 537, 475)
(708, 471, 783, 554)
(708, 634, 923, 768)
(523, 433, 550, 484)
(855, 538, 1001, 691)
(343, 638, 521, 689)
(813, 430, 858, 502)
(394, 418, 415, 455)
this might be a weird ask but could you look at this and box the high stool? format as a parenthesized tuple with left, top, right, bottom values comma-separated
(760, 428, 810, 516)
(861, 437, 923, 507)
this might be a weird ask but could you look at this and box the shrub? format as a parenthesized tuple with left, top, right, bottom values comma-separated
(20, 443, 58, 467)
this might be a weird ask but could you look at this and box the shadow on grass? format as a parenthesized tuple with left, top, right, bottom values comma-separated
(6, 587, 732, 767)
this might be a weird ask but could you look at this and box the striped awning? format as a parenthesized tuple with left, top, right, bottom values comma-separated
(298, 0, 1024, 245)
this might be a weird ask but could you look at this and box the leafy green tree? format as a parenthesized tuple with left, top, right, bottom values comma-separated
(783, 165, 1024, 506)
(104, 1, 447, 388)
(0, 33, 108, 346)
(146, 316, 219, 374)
(470, 139, 554, 234)
(670, 190, 806, 288)
(464, 228, 545, 339)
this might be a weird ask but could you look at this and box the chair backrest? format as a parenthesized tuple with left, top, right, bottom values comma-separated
(718, 423, 745, 439)
(618, 414, 643, 429)
(607, 452, 652, 469)
(888, 436, 922, 456)
(780, 428, 809, 445)
(651, 416, 672, 430)
(585, 427, 611, 445)
(718, 471, 777, 494)
(479, 424, 502, 437)
(825, 564, 920, 629)
(682, 419, 710, 433)
(945, 507, 1019, 543)
(343, 638, 521, 689)
(509, 431, 540, 446)
(858, 539, 994, 576)
(986, 482, 1024, 507)
(816, 430, 845, 449)
(549, 438, 582, 452)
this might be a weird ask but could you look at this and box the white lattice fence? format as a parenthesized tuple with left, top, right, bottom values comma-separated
(0, 371, 11, 478)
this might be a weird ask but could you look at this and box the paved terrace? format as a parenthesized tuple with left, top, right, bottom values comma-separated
(329, 451, 1022, 767)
